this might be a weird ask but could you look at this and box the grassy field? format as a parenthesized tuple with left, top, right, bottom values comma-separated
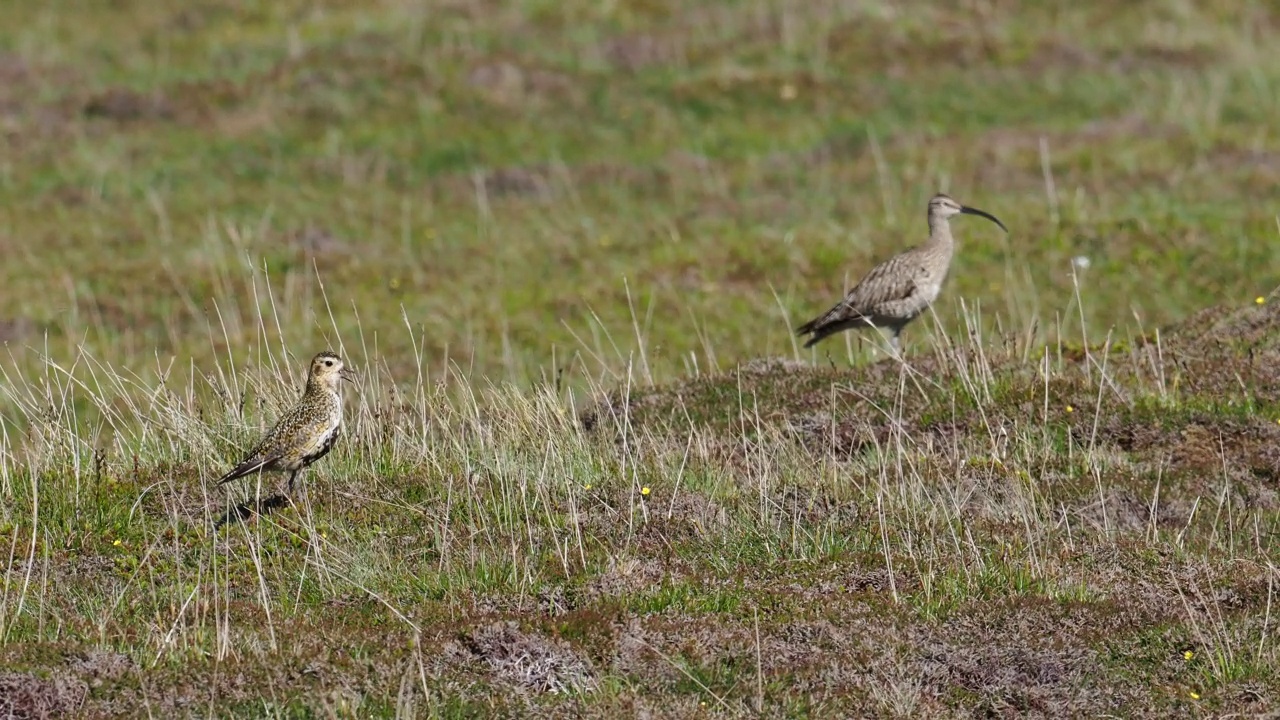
(1, 0, 1280, 716)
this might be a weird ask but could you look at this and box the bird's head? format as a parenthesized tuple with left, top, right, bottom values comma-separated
(928, 193, 1008, 232)
(308, 351, 354, 390)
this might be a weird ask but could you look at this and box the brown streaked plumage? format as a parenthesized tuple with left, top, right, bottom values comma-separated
(796, 193, 1007, 354)
(217, 351, 354, 494)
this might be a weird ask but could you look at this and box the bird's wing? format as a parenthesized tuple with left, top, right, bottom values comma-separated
(841, 254, 920, 313)
(798, 254, 919, 334)
(295, 414, 340, 458)
(215, 404, 305, 484)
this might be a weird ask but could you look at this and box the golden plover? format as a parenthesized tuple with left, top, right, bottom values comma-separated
(217, 351, 354, 494)
(796, 193, 1007, 354)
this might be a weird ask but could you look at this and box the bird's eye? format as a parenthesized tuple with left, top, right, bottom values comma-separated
(325, 360, 333, 366)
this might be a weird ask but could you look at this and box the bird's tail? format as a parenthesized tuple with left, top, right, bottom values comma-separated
(794, 317, 818, 336)
(796, 309, 866, 348)
(217, 455, 273, 486)
(800, 327, 834, 348)
(795, 312, 839, 347)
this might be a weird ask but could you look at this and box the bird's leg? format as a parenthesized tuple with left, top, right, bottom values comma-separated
(287, 470, 299, 495)
(889, 332, 902, 357)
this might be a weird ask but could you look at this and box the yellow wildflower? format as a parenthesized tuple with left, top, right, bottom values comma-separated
(641, 486, 651, 496)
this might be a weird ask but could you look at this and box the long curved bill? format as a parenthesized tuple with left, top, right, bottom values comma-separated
(960, 205, 1008, 233)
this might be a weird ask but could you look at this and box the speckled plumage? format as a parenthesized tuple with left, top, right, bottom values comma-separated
(796, 193, 1007, 353)
(217, 351, 354, 493)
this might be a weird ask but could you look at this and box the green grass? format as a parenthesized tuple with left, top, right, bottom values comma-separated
(2, 0, 1280, 716)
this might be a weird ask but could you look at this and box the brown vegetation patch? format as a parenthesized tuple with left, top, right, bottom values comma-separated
(1155, 301, 1280, 401)
(1026, 38, 1218, 75)
(65, 649, 136, 687)
(611, 616, 680, 686)
(574, 161, 667, 196)
(612, 604, 896, 707)
(913, 600, 1111, 716)
(1166, 418, 1280, 479)
(432, 158, 673, 208)
(1207, 148, 1280, 182)
(824, 19, 1001, 74)
(585, 556, 676, 602)
(770, 483, 864, 531)
(1110, 44, 1220, 72)
(471, 584, 580, 618)
(83, 88, 176, 123)
(284, 225, 355, 262)
(456, 621, 597, 695)
(584, 349, 1002, 459)
(0, 55, 82, 141)
(0, 53, 40, 120)
(612, 613, 772, 696)
(976, 113, 1183, 156)
(789, 409, 904, 459)
(1069, 488, 1183, 534)
(650, 489, 730, 541)
(0, 317, 36, 343)
(2, 554, 119, 604)
(601, 34, 682, 73)
(0, 671, 87, 720)
(478, 165, 555, 200)
(467, 59, 577, 107)
(75, 294, 154, 336)
(1052, 303, 1280, 491)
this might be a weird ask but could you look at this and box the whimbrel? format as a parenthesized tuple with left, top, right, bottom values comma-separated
(217, 351, 354, 494)
(796, 193, 1007, 354)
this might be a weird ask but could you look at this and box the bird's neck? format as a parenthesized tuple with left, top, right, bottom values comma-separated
(926, 217, 955, 248)
(305, 380, 341, 400)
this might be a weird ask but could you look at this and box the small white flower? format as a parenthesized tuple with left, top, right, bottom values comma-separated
(1072, 255, 1091, 269)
